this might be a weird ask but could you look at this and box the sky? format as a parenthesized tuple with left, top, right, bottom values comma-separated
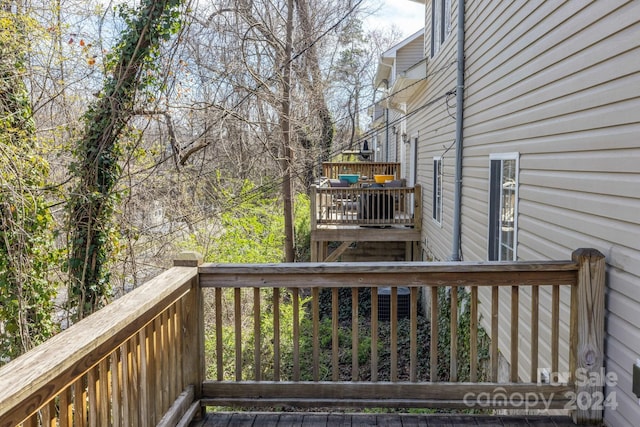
(365, 0, 426, 38)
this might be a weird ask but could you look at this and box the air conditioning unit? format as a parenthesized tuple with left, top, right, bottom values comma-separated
(377, 287, 410, 321)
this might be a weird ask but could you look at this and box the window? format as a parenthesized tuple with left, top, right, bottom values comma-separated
(430, 0, 452, 57)
(488, 153, 519, 261)
(432, 157, 442, 224)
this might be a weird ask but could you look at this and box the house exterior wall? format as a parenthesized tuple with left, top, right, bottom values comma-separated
(374, 31, 426, 165)
(396, 37, 425, 77)
(406, 0, 458, 261)
(379, 108, 402, 163)
(403, 1, 640, 426)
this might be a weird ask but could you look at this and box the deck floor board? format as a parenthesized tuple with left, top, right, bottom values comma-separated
(193, 412, 587, 426)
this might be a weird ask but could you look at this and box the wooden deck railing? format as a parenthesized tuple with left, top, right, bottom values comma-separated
(0, 257, 204, 427)
(322, 162, 401, 180)
(311, 184, 422, 228)
(198, 249, 605, 425)
(0, 250, 605, 426)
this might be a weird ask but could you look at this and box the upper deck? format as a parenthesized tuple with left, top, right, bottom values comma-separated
(311, 162, 421, 261)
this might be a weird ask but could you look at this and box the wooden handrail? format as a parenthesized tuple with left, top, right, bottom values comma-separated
(199, 259, 579, 288)
(0, 265, 201, 427)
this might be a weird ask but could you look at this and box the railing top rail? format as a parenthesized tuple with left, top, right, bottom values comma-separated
(321, 162, 401, 180)
(0, 266, 198, 426)
(321, 161, 401, 165)
(198, 260, 578, 288)
(315, 187, 414, 191)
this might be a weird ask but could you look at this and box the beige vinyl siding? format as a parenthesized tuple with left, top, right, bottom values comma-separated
(405, 0, 458, 261)
(396, 37, 425, 75)
(386, 109, 402, 162)
(375, 32, 424, 164)
(459, 1, 640, 426)
(383, 34, 425, 164)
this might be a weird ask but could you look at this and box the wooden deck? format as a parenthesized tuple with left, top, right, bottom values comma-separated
(194, 412, 585, 426)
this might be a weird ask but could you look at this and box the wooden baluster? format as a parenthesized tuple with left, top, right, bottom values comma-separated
(119, 344, 129, 427)
(551, 285, 560, 374)
(511, 286, 519, 382)
(41, 399, 56, 427)
(129, 336, 140, 427)
(390, 287, 398, 382)
(87, 365, 98, 427)
(569, 281, 578, 383)
(153, 316, 162, 423)
(332, 287, 339, 381)
(292, 287, 300, 381)
(273, 287, 281, 381)
(470, 286, 478, 382)
(530, 286, 539, 383)
(312, 287, 320, 381)
(161, 311, 170, 412)
(371, 286, 378, 382)
(215, 288, 223, 381)
(59, 387, 73, 427)
(254, 287, 261, 381)
(23, 413, 37, 427)
(173, 302, 184, 393)
(98, 358, 109, 426)
(450, 286, 458, 382)
(410, 287, 418, 382)
(352, 288, 359, 381)
(430, 287, 438, 382)
(168, 305, 178, 398)
(234, 288, 242, 381)
(143, 323, 155, 426)
(491, 286, 499, 382)
(111, 349, 122, 427)
(75, 376, 88, 427)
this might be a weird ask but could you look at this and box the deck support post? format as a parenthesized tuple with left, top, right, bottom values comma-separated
(571, 248, 605, 425)
(174, 252, 204, 420)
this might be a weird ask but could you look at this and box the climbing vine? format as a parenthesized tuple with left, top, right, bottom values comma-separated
(0, 5, 58, 362)
(66, 0, 184, 320)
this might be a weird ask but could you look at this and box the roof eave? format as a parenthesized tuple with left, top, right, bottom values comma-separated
(388, 58, 428, 106)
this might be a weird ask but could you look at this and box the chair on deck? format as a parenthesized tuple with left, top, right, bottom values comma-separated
(329, 179, 357, 216)
(384, 179, 407, 214)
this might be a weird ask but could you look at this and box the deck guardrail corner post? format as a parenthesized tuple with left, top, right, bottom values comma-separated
(571, 248, 605, 425)
(414, 184, 422, 231)
(175, 251, 204, 420)
(174, 251, 203, 267)
(310, 184, 318, 232)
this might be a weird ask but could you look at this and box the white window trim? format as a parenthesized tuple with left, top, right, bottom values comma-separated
(432, 156, 443, 226)
(430, 0, 452, 58)
(487, 152, 520, 261)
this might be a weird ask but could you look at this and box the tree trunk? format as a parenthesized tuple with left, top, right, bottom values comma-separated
(281, 0, 295, 262)
(295, 0, 334, 173)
